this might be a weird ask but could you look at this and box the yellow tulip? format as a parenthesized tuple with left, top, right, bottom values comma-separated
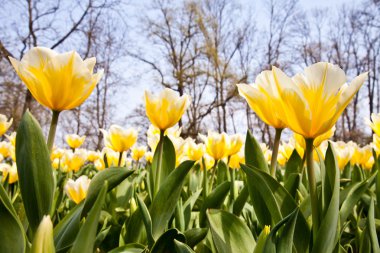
(5, 132, 16, 146)
(0, 141, 12, 158)
(145, 151, 154, 163)
(94, 158, 105, 171)
(228, 134, 244, 156)
(62, 150, 87, 172)
(333, 141, 354, 170)
(65, 134, 86, 149)
(50, 148, 65, 161)
(294, 126, 335, 157)
(145, 88, 190, 130)
(87, 150, 102, 162)
(9, 47, 103, 111)
(131, 146, 147, 161)
(101, 125, 138, 152)
(237, 70, 286, 129)
(200, 154, 215, 171)
(102, 147, 126, 167)
(52, 158, 60, 170)
(367, 113, 380, 136)
(0, 115, 12, 136)
(185, 140, 205, 161)
(199, 131, 230, 161)
(0, 163, 18, 184)
(31, 215, 54, 253)
(147, 125, 182, 152)
(64, 175, 91, 204)
(272, 63, 367, 139)
(229, 151, 245, 169)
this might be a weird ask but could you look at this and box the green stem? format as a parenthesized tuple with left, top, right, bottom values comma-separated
(270, 128, 283, 177)
(209, 160, 218, 191)
(118, 151, 123, 167)
(47, 110, 60, 152)
(154, 130, 165, 195)
(306, 138, 319, 243)
(230, 168, 236, 203)
(202, 157, 208, 199)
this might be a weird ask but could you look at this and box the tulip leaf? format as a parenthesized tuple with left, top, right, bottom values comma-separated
(150, 228, 186, 253)
(284, 173, 301, 199)
(312, 143, 339, 253)
(284, 150, 302, 181)
(367, 198, 380, 252)
(108, 243, 146, 253)
(174, 239, 196, 253)
(54, 203, 84, 253)
(82, 167, 134, 218)
(0, 184, 26, 253)
(216, 160, 229, 186)
(71, 182, 108, 253)
(241, 164, 310, 253)
(152, 135, 176, 190)
(233, 185, 249, 216)
(199, 181, 231, 226)
(150, 160, 195, 239)
(245, 130, 269, 173)
(184, 228, 208, 248)
(15, 111, 55, 232)
(136, 195, 154, 247)
(207, 209, 256, 253)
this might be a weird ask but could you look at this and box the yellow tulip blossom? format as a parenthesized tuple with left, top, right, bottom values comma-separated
(229, 151, 245, 169)
(101, 125, 138, 153)
(237, 70, 286, 129)
(333, 141, 354, 170)
(228, 134, 244, 156)
(372, 134, 380, 156)
(367, 113, 380, 136)
(102, 147, 126, 167)
(0, 141, 12, 158)
(9, 47, 103, 111)
(272, 63, 367, 139)
(0, 163, 18, 184)
(5, 132, 16, 147)
(52, 158, 60, 170)
(62, 150, 87, 172)
(131, 146, 147, 161)
(50, 148, 65, 161)
(87, 151, 102, 162)
(65, 134, 86, 149)
(147, 125, 182, 152)
(200, 154, 215, 171)
(64, 175, 91, 204)
(351, 145, 373, 168)
(0, 115, 12, 136)
(185, 140, 205, 161)
(145, 151, 154, 163)
(199, 131, 230, 161)
(145, 88, 190, 130)
(94, 158, 105, 171)
(31, 215, 54, 253)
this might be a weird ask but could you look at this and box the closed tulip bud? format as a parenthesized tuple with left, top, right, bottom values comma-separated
(65, 134, 86, 149)
(64, 175, 91, 204)
(31, 215, 55, 253)
(101, 125, 138, 153)
(9, 47, 103, 111)
(131, 146, 147, 161)
(0, 114, 13, 136)
(129, 198, 137, 214)
(199, 131, 230, 161)
(145, 88, 190, 131)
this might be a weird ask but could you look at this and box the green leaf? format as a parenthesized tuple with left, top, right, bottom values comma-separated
(207, 209, 256, 253)
(0, 184, 26, 253)
(15, 111, 55, 232)
(233, 185, 249, 216)
(241, 164, 310, 253)
(108, 243, 146, 253)
(151, 228, 186, 253)
(150, 160, 195, 239)
(54, 203, 83, 252)
(312, 143, 339, 253)
(174, 239, 196, 253)
(152, 136, 176, 189)
(71, 182, 108, 253)
(136, 195, 154, 247)
(183, 189, 202, 230)
(284, 150, 302, 181)
(216, 160, 229, 186)
(284, 173, 301, 199)
(245, 130, 269, 173)
(82, 168, 134, 218)
(367, 198, 380, 252)
(184, 228, 208, 248)
(199, 181, 230, 226)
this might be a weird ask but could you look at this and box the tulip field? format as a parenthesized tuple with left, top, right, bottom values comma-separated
(1, 46, 380, 253)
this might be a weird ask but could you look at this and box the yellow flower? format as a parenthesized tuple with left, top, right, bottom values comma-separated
(87, 150, 102, 162)
(367, 113, 380, 136)
(65, 134, 86, 149)
(228, 134, 244, 156)
(131, 146, 147, 161)
(5, 132, 16, 146)
(145, 88, 190, 130)
(333, 141, 354, 170)
(260, 143, 272, 163)
(0, 163, 18, 184)
(147, 125, 181, 152)
(94, 158, 105, 171)
(229, 151, 245, 169)
(62, 150, 87, 172)
(200, 154, 215, 171)
(102, 147, 126, 167)
(237, 70, 286, 129)
(351, 145, 373, 169)
(64, 175, 91, 204)
(9, 47, 103, 111)
(272, 63, 367, 139)
(52, 158, 60, 170)
(0, 115, 12, 136)
(145, 151, 153, 163)
(185, 140, 205, 161)
(0, 141, 12, 158)
(101, 125, 138, 152)
(199, 131, 230, 161)
(294, 126, 335, 157)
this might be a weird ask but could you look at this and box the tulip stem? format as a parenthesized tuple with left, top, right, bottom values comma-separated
(47, 110, 60, 152)
(305, 138, 319, 243)
(209, 160, 218, 191)
(154, 130, 165, 195)
(118, 151, 123, 167)
(270, 128, 283, 177)
(202, 157, 208, 199)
